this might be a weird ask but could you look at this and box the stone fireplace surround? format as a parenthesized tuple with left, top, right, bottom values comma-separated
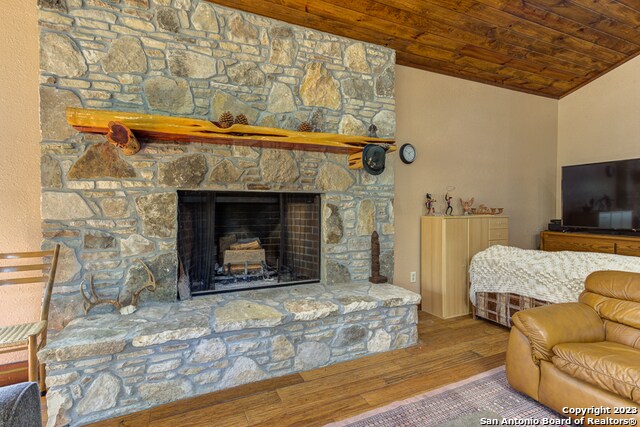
(39, 0, 397, 329)
(36, 0, 414, 425)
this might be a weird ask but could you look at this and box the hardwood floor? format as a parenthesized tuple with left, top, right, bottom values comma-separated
(46, 313, 509, 427)
(0, 361, 28, 387)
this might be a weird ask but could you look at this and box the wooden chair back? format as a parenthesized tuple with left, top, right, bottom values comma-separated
(0, 245, 60, 322)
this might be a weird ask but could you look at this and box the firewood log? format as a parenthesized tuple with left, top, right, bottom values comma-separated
(224, 249, 266, 265)
(218, 235, 237, 261)
(230, 239, 262, 250)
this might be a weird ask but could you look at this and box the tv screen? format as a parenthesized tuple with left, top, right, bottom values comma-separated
(562, 158, 640, 231)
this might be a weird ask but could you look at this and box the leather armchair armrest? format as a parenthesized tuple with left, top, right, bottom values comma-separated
(511, 303, 604, 364)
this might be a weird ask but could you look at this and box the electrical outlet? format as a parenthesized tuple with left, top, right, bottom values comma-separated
(410, 272, 417, 283)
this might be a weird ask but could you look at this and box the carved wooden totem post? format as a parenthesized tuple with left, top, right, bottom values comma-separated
(369, 231, 388, 284)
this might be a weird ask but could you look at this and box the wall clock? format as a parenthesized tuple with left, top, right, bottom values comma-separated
(399, 143, 417, 164)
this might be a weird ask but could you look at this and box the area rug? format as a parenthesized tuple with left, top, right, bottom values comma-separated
(325, 366, 569, 427)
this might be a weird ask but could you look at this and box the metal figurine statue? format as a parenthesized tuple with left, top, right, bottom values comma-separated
(425, 193, 436, 215)
(444, 193, 453, 215)
(369, 231, 388, 284)
(444, 188, 455, 216)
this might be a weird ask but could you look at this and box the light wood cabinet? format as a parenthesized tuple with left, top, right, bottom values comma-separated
(421, 215, 509, 319)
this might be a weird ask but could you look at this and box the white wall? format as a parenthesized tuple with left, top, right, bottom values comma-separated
(393, 65, 558, 293)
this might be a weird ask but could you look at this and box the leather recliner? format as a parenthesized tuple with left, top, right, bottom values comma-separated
(506, 270, 640, 424)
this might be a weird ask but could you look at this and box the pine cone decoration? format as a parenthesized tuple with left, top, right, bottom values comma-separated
(234, 114, 249, 125)
(310, 110, 323, 132)
(219, 111, 234, 129)
(298, 121, 313, 132)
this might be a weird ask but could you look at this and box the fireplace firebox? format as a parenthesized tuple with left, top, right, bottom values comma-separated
(178, 191, 321, 294)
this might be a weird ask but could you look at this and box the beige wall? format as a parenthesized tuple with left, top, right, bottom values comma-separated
(393, 65, 558, 293)
(0, 0, 42, 364)
(557, 55, 640, 215)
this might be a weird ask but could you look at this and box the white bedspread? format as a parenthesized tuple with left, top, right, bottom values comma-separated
(469, 245, 640, 305)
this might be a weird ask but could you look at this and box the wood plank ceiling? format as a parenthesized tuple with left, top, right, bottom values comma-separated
(207, 0, 640, 98)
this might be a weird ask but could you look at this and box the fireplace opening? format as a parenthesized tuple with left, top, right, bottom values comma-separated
(178, 191, 321, 295)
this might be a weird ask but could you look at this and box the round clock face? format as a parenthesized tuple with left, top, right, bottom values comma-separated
(400, 143, 416, 164)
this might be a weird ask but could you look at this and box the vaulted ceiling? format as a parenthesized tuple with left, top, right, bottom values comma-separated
(208, 0, 640, 98)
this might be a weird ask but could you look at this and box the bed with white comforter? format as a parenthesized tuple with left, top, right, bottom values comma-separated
(469, 245, 640, 326)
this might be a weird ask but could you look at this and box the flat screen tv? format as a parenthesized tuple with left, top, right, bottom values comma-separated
(562, 158, 640, 233)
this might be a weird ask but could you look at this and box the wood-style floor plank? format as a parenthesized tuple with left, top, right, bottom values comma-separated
(361, 352, 507, 407)
(0, 361, 28, 387)
(150, 392, 279, 427)
(148, 373, 304, 422)
(85, 410, 151, 427)
(61, 313, 510, 427)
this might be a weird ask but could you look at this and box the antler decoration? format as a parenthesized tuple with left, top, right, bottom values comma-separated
(80, 260, 157, 316)
(119, 259, 157, 315)
(129, 259, 157, 307)
(80, 274, 122, 315)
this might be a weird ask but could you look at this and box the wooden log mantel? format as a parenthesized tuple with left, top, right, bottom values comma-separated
(66, 108, 396, 169)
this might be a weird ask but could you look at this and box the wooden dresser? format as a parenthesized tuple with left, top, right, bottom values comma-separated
(540, 231, 640, 257)
(421, 215, 509, 319)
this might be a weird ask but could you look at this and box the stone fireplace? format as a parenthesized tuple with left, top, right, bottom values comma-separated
(36, 1, 417, 426)
(178, 190, 321, 293)
(39, 0, 397, 329)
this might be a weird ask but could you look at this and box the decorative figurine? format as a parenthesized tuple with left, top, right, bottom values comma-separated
(368, 123, 378, 138)
(460, 198, 475, 215)
(369, 231, 388, 284)
(425, 193, 436, 215)
(477, 204, 491, 215)
(444, 191, 454, 216)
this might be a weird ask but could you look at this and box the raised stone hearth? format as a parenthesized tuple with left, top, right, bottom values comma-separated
(41, 283, 420, 426)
